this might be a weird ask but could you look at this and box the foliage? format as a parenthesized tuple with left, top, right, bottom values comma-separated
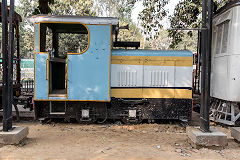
(117, 21, 144, 48)
(173, 30, 198, 51)
(48, 0, 94, 16)
(93, 0, 145, 48)
(144, 30, 172, 50)
(93, 0, 136, 22)
(16, 0, 38, 58)
(16, 0, 94, 58)
(17, 0, 233, 55)
(45, 29, 88, 57)
(94, 0, 170, 49)
(168, 0, 234, 49)
(138, 0, 169, 40)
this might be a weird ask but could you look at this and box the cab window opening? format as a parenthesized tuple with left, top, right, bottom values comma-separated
(40, 23, 88, 57)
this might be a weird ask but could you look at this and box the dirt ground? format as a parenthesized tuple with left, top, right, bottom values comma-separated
(1, 113, 240, 160)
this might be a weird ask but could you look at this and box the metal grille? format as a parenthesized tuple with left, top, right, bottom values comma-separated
(118, 70, 137, 87)
(150, 70, 168, 87)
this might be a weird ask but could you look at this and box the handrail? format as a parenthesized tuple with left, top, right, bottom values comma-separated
(46, 59, 48, 80)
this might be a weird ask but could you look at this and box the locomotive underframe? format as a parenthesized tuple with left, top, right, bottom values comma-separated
(34, 98, 192, 123)
(210, 98, 240, 125)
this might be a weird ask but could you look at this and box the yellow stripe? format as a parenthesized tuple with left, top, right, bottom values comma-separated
(175, 61, 193, 66)
(143, 88, 174, 98)
(111, 88, 192, 99)
(174, 89, 192, 99)
(112, 56, 192, 61)
(111, 88, 143, 98)
(111, 59, 144, 65)
(111, 56, 193, 66)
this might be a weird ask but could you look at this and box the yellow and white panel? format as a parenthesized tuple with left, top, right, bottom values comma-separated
(110, 53, 193, 99)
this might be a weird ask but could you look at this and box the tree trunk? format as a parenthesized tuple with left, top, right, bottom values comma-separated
(39, 0, 49, 14)
(39, 0, 49, 52)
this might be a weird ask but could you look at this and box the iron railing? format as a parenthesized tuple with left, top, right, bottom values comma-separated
(21, 80, 34, 93)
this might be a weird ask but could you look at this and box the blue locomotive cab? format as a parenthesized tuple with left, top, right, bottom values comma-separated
(31, 16, 116, 103)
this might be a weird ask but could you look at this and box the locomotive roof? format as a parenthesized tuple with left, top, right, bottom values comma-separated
(28, 15, 119, 25)
(112, 49, 193, 57)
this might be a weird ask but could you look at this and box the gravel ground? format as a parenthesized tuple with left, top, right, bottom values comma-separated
(0, 113, 240, 160)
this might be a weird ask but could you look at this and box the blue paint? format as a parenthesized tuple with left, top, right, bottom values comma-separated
(68, 25, 110, 101)
(49, 97, 66, 100)
(111, 49, 193, 57)
(35, 53, 48, 100)
(35, 24, 40, 52)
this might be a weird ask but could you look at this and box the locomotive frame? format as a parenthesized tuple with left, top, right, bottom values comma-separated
(29, 15, 193, 123)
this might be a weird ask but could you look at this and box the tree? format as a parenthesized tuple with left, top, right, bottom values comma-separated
(16, 0, 38, 58)
(138, 0, 169, 41)
(95, 0, 169, 43)
(94, 0, 136, 22)
(93, 0, 145, 48)
(172, 30, 198, 51)
(49, 0, 94, 16)
(117, 21, 144, 48)
(168, 0, 233, 49)
(18, 0, 214, 55)
(144, 30, 172, 50)
(16, 0, 94, 58)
